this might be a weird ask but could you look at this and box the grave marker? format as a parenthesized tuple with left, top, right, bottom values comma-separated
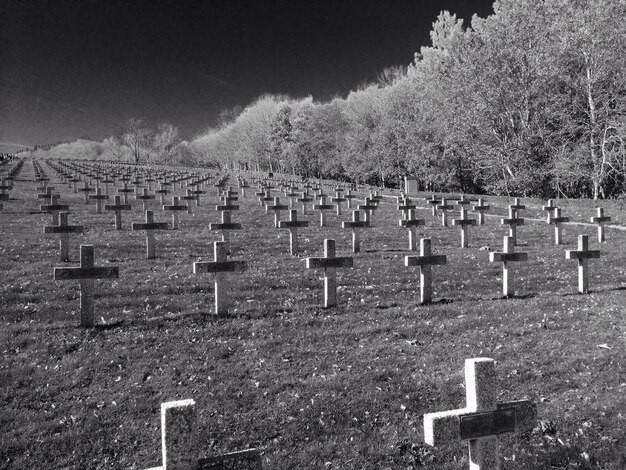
(104, 195, 132, 230)
(132, 210, 169, 259)
(398, 209, 425, 251)
(193, 241, 246, 316)
(77, 181, 94, 204)
(424, 358, 536, 470)
(137, 188, 156, 212)
(472, 198, 490, 225)
(342, 210, 370, 253)
(436, 198, 453, 226)
(565, 235, 601, 294)
(331, 190, 346, 215)
(500, 207, 524, 246)
(313, 195, 334, 227)
(163, 196, 187, 230)
(404, 176, 418, 194)
(542, 199, 557, 222)
(426, 195, 440, 216)
(547, 207, 570, 245)
(117, 183, 134, 204)
(266, 197, 288, 228)
(210, 210, 242, 253)
(489, 236, 528, 297)
(590, 208, 611, 243)
(88, 187, 110, 214)
(452, 208, 477, 248)
(44, 212, 84, 262)
(306, 239, 353, 307)
(40, 194, 69, 225)
(404, 238, 447, 304)
(54, 245, 119, 327)
(278, 209, 309, 255)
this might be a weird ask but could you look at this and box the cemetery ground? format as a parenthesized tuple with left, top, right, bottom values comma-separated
(1, 164, 626, 469)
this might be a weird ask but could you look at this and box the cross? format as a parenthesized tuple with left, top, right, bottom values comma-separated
(357, 196, 378, 224)
(37, 186, 57, 201)
(452, 208, 477, 248)
(266, 196, 288, 228)
(305, 239, 354, 307)
(286, 185, 299, 208)
(331, 190, 347, 215)
(238, 180, 250, 198)
(590, 207, 611, 243)
(313, 195, 335, 227)
(547, 207, 570, 245)
(423, 357, 536, 470)
(40, 194, 69, 225)
(88, 187, 110, 214)
(163, 196, 187, 229)
(472, 198, 490, 225)
(77, 181, 94, 204)
(193, 241, 246, 316)
(509, 197, 525, 217)
(500, 206, 524, 246)
(45, 212, 84, 262)
(542, 199, 557, 223)
(426, 195, 440, 216)
(566, 235, 601, 294)
(278, 209, 309, 255)
(180, 189, 196, 214)
(141, 399, 262, 470)
(117, 183, 135, 204)
(53, 245, 119, 327)
(0, 178, 11, 201)
(132, 210, 169, 259)
(259, 189, 274, 210)
(398, 208, 425, 251)
(342, 210, 370, 253)
(404, 238, 447, 304)
(397, 196, 416, 220)
(343, 189, 356, 209)
(154, 183, 170, 205)
(297, 191, 314, 214)
(104, 195, 132, 230)
(489, 236, 528, 297)
(210, 209, 242, 254)
(101, 175, 115, 195)
(189, 186, 206, 206)
(436, 198, 453, 226)
(456, 195, 471, 208)
(136, 188, 156, 212)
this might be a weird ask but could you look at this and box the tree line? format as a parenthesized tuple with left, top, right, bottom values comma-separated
(33, 0, 625, 199)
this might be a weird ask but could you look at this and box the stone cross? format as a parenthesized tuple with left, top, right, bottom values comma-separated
(357, 197, 378, 224)
(210, 210, 242, 254)
(132, 210, 169, 259)
(37, 186, 57, 202)
(590, 208, 611, 243)
(436, 198, 453, 226)
(278, 209, 309, 255)
(542, 199, 557, 223)
(117, 183, 134, 204)
(193, 241, 246, 316)
(104, 195, 132, 230)
(54, 245, 119, 327)
(423, 358, 536, 470)
(342, 210, 370, 253)
(297, 191, 314, 215)
(154, 184, 170, 206)
(190, 186, 206, 206)
(40, 194, 69, 225)
(88, 187, 110, 214)
(500, 206, 524, 246)
(181, 189, 196, 214)
(344, 189, 356, 209)
(331, 190, 347, 215)
(259, 190, 274, 210)
(456, 195, 471, 208)
(452, 208, 477, 248)
(136, 188, 156, 212)
(266, 196, 288, 228)
(142, 399, 262, 470)
(313, 195, 335, 227)
(565, 235, 601, 294)
(397, 196, 416, 220)
(44, 212, 84, 262)
(548, 207, 570, 245)
(426, 195, 440, 216)
(286, 186, 299, 208)
(77, 181, 94, 204)
(404, 238, 447, 304)
(163, 196, 187, 230)
(101, 176, 115, 194)
(509, 197, 525, 217)
(472, 198, 490, 225)
(398, 208, 425, 251)
(306, 239, 354, 307)
(489, 236, 528, 297)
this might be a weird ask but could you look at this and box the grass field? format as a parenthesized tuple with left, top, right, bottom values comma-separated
(1, 159, 625, 469)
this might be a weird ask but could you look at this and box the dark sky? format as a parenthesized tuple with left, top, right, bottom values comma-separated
(0, 0, 493, 152)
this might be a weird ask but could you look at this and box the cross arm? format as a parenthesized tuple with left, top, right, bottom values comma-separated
(501, 218, 524, 225)
(306, 257, 354, 269)
(566, 250, 601, 260)
(452, 219, 476, 226)
(279, 221, 309, 228)
(193, 261, 246, 274)
(399, 219, 425, 227)
(132, 222, 170, 230)
(210, 223, 242, 231)
(216, 205, 240, 211)
(104, 204, 132, 210)
(590, 216, 610, 223)
(489, 252, 528, 262)
(342, 221, 370, 228)
(405, 255, 447, 267)
(54, 266, 119, 280)
(45, 225, 84, 234)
